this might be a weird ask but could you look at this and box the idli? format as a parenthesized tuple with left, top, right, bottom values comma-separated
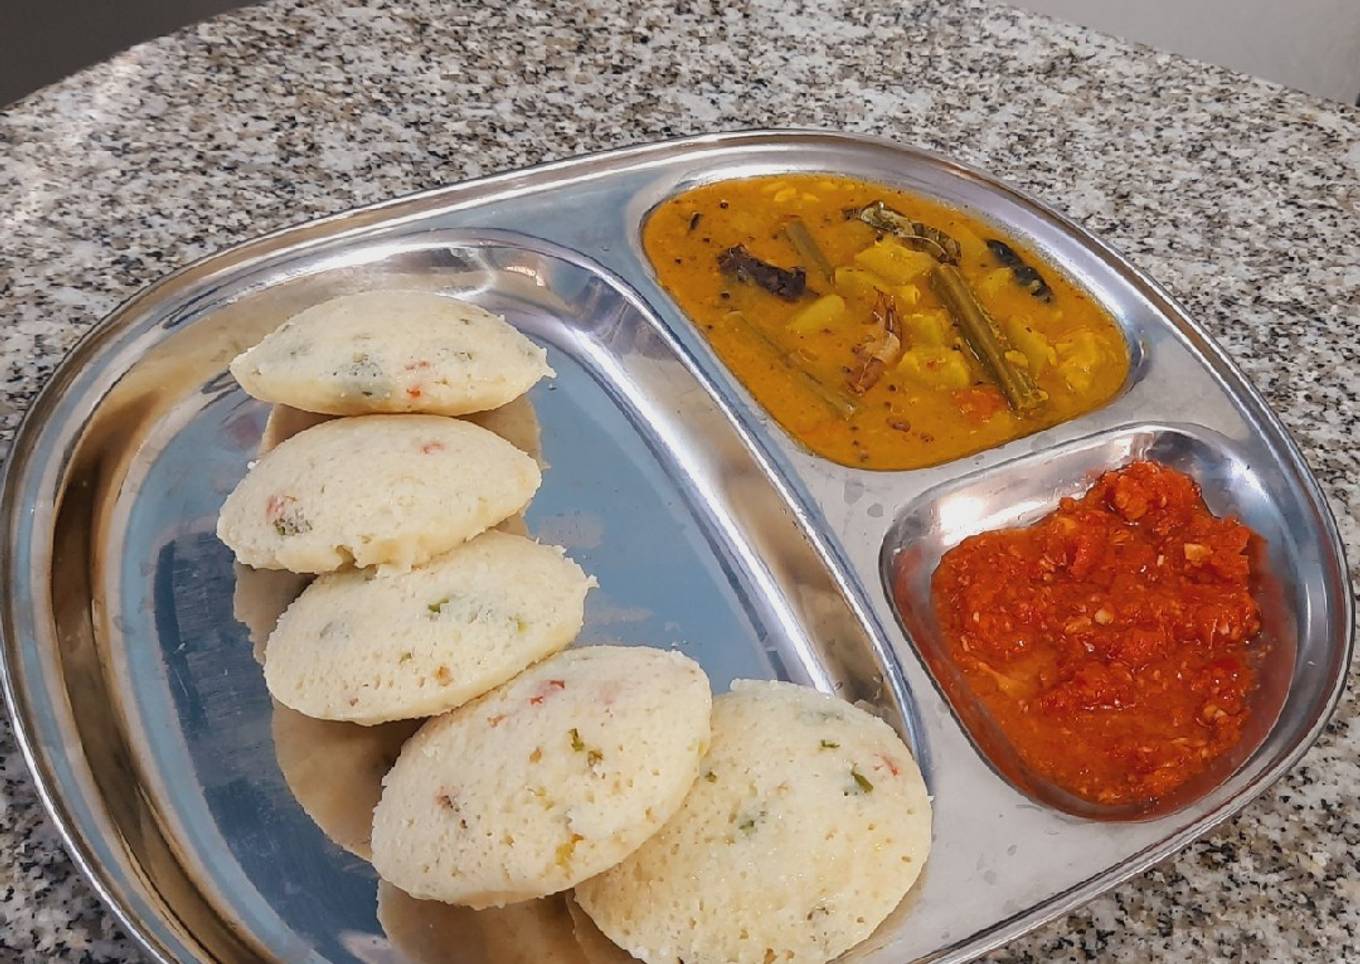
(371, 646, 711, 908)
(230, 290, 552, 416)
(217, 414, 539, 572)
(575, 679, 932, 964)
(265, 531, 593, 724)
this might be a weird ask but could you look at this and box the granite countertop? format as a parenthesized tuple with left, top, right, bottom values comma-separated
(1, 0, 1357, 960)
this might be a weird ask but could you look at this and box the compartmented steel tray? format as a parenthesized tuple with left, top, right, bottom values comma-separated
(1, 130, 1351, 963)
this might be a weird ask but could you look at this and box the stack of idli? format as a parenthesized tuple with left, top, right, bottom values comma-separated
(220, 291, 592, 721)
(218, 290, 933, 964)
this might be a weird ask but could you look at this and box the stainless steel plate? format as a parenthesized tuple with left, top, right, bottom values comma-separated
(1, 131, 1351, 964)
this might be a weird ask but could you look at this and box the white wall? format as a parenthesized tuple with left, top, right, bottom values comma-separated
(1012, 0, 1360, 103)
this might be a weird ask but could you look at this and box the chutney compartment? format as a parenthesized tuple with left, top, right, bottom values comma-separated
(878, 422, 1298, 819)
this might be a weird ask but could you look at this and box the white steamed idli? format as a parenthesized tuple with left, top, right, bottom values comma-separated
(574, 679, 932, 964)
(216, 414, 539, 572)
(229, 290, 552, 416)
(264, 530, 593, 724)
(370, 646, 711, 909)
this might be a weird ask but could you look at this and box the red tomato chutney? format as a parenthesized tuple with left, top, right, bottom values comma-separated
(931, 460, 1265, 806)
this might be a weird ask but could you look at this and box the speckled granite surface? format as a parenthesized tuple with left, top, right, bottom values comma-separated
(0, 0, 1357, 960)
